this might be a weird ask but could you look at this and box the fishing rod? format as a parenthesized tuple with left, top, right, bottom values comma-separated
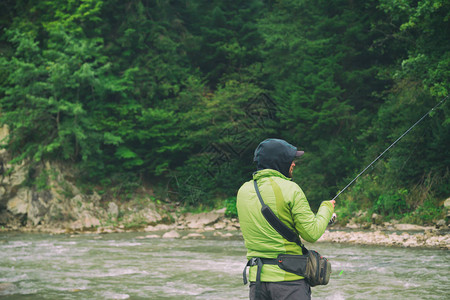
(332, 95, 448, 202)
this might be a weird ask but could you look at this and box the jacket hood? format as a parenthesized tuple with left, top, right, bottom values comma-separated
(253, 138, 300, 178)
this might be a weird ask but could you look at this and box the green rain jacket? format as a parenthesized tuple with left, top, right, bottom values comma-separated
(237, 169, 334, 282)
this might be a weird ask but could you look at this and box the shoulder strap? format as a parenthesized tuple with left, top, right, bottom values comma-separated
(253, 180, 308, 254)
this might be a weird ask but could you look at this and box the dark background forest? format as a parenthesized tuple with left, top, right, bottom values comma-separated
(1, 0, 449, 224)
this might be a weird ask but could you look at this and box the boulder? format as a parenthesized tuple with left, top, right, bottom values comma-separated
(444, 197, 450, 209)
(145, 234, 160, 238)
(162, 230, 180, 239)
(140, 208, 162, 224)
(436, 219, 447, 229)
(213, 221, 226, 230)
(27, 190, 52, 226)
(371, 213, 383, 225)
(6, 188, 30, 215)
(80, 211, 100, 228)
(68, 211, 100, 231)
(183, 210, 223, 229)
(182, 233, 205, 239)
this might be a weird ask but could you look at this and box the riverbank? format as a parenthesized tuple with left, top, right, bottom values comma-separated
(1, 159, 449, 250)
(2, 208, 449, 250)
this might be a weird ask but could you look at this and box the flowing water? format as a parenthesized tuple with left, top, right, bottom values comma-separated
(0, 232, 448, 299)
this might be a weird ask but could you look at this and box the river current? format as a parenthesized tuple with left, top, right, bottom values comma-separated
(0, 232, 448, 299)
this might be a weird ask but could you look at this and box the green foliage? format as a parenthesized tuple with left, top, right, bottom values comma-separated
(374, 189, 409, 217)
(225, 197, 238, 218)
(0, 0, 448, 219)
(334, 199, 359, 226)
(401, 198, 444, 225)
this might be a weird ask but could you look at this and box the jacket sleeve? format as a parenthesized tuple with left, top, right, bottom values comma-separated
(290, 188, 334, 243)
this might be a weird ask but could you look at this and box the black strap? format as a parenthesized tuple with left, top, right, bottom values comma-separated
(253, 180, 308, 253)
(243, 257, 278, 299)
(242, 179, 310, 299)
(243, 258, 278, 284)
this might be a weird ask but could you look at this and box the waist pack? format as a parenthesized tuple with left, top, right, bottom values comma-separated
(277, 250, 331, 286)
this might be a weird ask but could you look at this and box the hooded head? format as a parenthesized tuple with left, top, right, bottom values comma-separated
(253, 138, 304, 177)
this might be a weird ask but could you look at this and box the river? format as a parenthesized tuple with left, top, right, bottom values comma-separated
(0, 232, 448, 299)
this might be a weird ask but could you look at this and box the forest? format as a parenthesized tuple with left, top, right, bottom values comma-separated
(0, 0, 449, 225)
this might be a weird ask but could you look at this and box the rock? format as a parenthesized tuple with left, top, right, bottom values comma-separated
(0, 210, 20, 227)
(213, 231, 223, 237)
(371, 213, 383, 225)
(182, 233, 205, 239)
(6, 163, 27, 189)
(436, 219, 447, 229)
(214, 208, 226, 214)
(394, 224, 427, 231)
(140, 208, 162, 224)
(7, 188, 30, 215)
(107, 202, 119, 220)
(162, 230, 180, 239)
(144, 224, 174, 232)
(69, 220, 83, 231)
(145, 234, 160, 238)
(69, 195, 85, 214)
(69, 212, 100, 230)
(362, 222, 371, 229)
(0, 186, 6, 198)
(403, 239, 418, 248)
(27, 190, 52, 226)
(89, 191, 102, 204)
(345, 223, 359, 229)
(213, 221, 226, 230)
(444, 198, 450, 209)
(226, 225, 238, 231)
(81, 212, 100, 228)
(184, 211, 223, 229)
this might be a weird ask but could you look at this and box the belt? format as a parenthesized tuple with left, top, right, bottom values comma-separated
(243, 257, 278, 300)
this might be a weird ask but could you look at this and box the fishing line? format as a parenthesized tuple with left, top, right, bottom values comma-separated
(332, 95, 448, 201)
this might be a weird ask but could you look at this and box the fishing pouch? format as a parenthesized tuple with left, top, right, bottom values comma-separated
(277, 250, 331, 287)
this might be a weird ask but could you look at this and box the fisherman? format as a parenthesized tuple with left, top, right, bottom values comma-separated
(237, 138, 335, 300)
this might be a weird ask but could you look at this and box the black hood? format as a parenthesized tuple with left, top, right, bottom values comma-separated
(253, 138, 303, 178)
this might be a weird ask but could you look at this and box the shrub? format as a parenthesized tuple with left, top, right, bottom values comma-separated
(401, 198, 444, 225)
(225, 196, 238, 218)
(374, 189, 409, 218)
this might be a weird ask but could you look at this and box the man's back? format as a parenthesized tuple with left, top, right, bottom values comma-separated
(237, 138, 334, 300)
(237, 169, 333, 282)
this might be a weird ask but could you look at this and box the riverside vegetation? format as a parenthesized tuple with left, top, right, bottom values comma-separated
(0, 153, 448, 250)
(0, 1, 449, 236)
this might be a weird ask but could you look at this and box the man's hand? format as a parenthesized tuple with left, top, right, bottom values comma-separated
(325, 200, 336, 225)
(328, 213, 337, 225)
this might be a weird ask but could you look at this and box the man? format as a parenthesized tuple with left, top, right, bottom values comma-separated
(237, 138, 335, 300)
